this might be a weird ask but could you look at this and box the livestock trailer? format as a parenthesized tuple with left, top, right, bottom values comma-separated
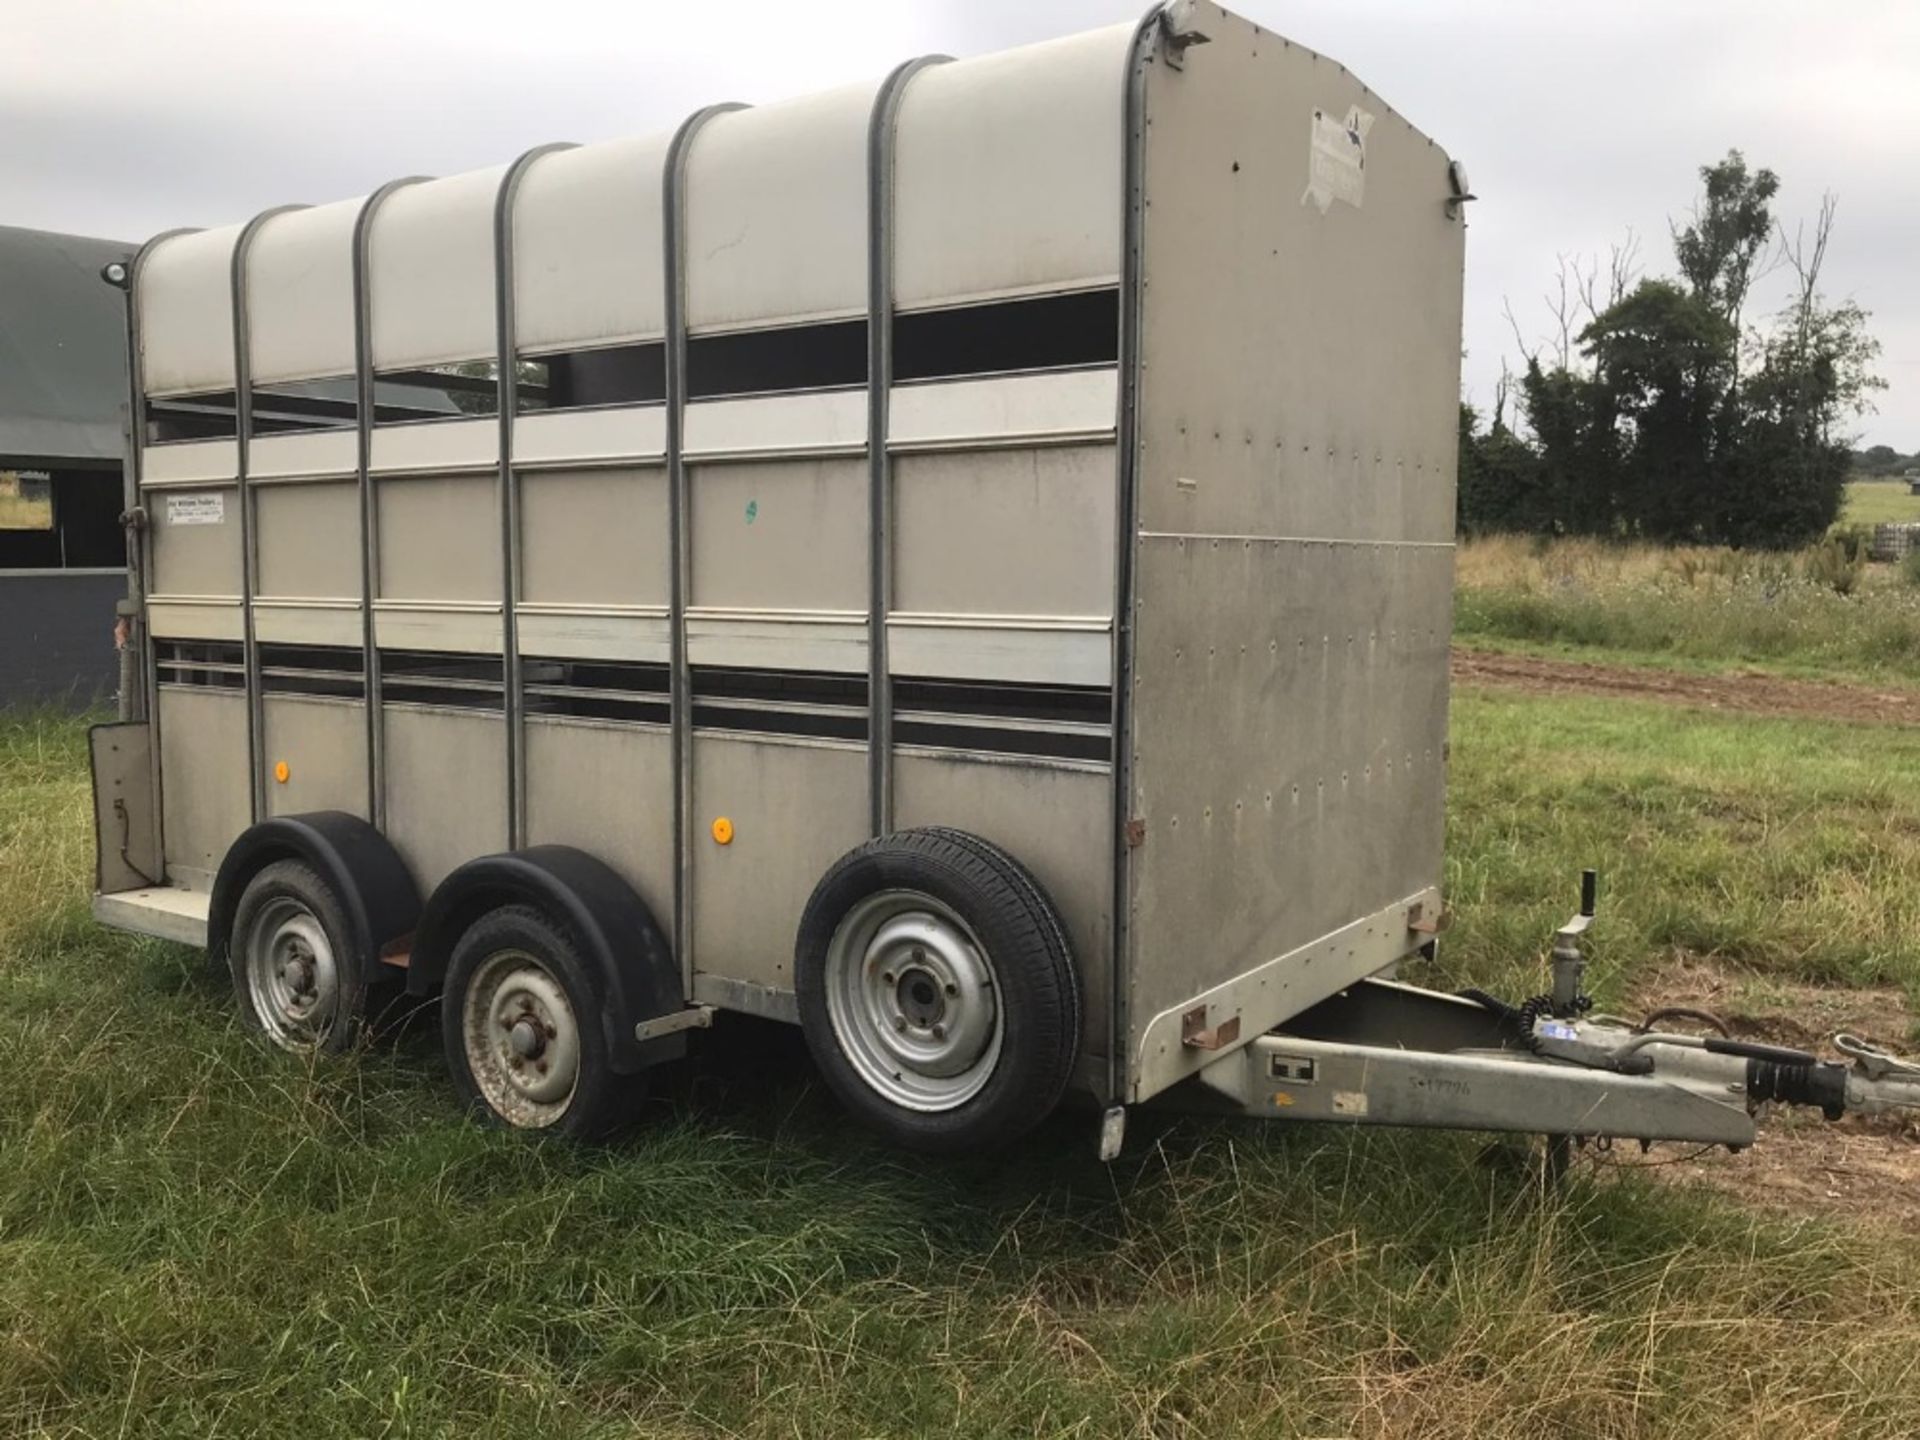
(92, 2, 1920, 1152)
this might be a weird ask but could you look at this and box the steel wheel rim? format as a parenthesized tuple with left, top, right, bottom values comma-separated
(823, 889, 1002, 1112)
(244, 895, 342, 1048)
(461, 948, 581, 1128)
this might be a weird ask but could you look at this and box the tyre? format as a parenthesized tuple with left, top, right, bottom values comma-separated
(230, 859, 369, 1053)
(441, 903, 644, 1140)
(795, 828, 1081, 1153)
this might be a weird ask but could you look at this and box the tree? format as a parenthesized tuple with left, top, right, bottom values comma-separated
(1460, 151, 1884, 549)
(1673, 151, 1779, 338)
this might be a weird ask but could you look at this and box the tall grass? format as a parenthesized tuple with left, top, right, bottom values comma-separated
(5, 702, 1920, 1436)
(1456, 534, 1920, 680)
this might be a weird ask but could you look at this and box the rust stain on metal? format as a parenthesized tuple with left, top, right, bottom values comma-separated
(1181, 1004, 1241, 1050)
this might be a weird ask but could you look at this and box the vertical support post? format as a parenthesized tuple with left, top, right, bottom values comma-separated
(119, 230, 198, 878)
(1107, 6, 1168, 1107)
(230, 205, 307, 825)
(101, 261, 139, 724)
(864, 56, 947, 839)
(494, 144, 575, 851)
(350, 178, 430, 830)
(662, 104, 745, 989)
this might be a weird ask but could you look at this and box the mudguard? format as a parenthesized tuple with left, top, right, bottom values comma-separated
(409, 846, 684, 1073)
(209, 812, 420, 982)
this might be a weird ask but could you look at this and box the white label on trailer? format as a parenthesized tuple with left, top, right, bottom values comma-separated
(1302, 105, 1372, 214)
(166, 493, 225, 526)
(1331, 1089, 1370, 1117)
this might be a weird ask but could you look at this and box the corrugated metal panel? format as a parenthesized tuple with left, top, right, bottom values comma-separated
(0, 226, 132, 463)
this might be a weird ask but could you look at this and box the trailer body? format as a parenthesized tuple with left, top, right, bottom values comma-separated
(93, 3, 1464, 1128)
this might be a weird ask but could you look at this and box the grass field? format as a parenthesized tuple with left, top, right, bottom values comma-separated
(1455, 531, 1920, 683)
(1845, 478, 1920, 528)
(6, 691, 1920, 1437)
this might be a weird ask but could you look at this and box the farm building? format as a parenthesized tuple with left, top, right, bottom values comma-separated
(0, 226, 135, 707)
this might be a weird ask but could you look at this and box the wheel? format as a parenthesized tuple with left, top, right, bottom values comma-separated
(795, 829, 1080, 1153)
(230, 859, 368, 1053)
(441, 904, 644, 1140)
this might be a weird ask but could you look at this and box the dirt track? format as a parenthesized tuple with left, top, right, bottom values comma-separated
(1454, 648, 1920, 727)
(1617, 958, 1920, 1230)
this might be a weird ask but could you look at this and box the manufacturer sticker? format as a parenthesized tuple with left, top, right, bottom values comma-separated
(1302, 104, 1372, 214)
(1331, 1089, 1370, 1117)
(166, 493, 225, 526)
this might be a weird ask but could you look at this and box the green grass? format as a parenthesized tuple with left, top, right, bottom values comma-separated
(1845, 478, 1920, 527)
(1441, 689, 1920, 1010)
(1455, 534, 1920, 684)
(6, 701, 1920, 1437)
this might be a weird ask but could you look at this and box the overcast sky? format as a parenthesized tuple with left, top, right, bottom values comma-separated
(6, 0, 1915, 449)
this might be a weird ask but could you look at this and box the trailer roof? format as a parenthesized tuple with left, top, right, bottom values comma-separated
(0, 226, 134, 465)
(135, 23, 1136, 395)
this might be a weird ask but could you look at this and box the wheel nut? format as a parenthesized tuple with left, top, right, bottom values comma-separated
(893, 1016, 907, 1031)
(931, 1023, 946, 1041)
(944, 983, 958, 997)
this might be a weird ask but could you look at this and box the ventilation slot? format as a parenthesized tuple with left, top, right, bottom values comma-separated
(523, 657, 670, 726)
(260, 643, 366, 700)
(692, 666, 867, 743)
(155, 639, 245, 690)
(893, 676, 1111, 763)
(146, 391, 238, 444)
(893, 289, 1119, 383)
(379, 649, 504, 712)
(517, 345, 666, 413)
(688, 320, 867, 399)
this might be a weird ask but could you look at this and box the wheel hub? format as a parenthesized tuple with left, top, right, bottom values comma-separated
(244, 897, 340, 1047)
(824, 890, 1003, 1112)
(508, 1016, 547, 1059)
(462, 950, 580, 1126)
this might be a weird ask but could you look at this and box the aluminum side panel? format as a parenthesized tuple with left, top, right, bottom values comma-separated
(262, 696, 368, 819)
(382, 706, 508, 891)
(892, 444, 1115, 621)
(690, 736, 867, 995)
(376, 472, 502, 604)
(689, 457, 868, 614)
(247, 199, 361, 387)
(1123, 8, 1463, 1099)
(254, 479, 363, 600)
(525, 717, 674, 930)
(519, 466, 669, 610)
(139, 226, 242, 397)
(893, 751, 1112, 1090)
(157, 687, 249, 886)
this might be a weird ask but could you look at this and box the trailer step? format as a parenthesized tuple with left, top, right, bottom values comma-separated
(93, 886, 210, 948)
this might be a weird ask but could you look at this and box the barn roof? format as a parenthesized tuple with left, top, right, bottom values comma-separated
(0, 225, 134, 465)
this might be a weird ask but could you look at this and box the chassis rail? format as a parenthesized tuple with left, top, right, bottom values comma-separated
(1154, 877, 1920, 1154)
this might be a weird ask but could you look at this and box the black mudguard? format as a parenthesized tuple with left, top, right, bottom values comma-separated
(409, 846, 684, 1074)
(209, 812, 420, 982)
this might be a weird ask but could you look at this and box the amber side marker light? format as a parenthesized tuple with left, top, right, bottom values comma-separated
(711, 816, 734, 845)
(273, 761, 290, 784)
